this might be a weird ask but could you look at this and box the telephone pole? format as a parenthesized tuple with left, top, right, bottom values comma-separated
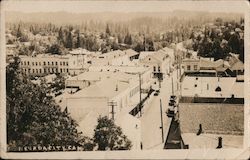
(108, 101, 117, 120)
(171, 76, 174, 95)
(160, 99, 164, 143)
(138, 73, 142, 117)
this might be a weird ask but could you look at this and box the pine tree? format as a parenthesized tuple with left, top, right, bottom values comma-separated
(76, 31, 81, 48)
(65, 31, 73, 49)
(106, 24, 111, 36)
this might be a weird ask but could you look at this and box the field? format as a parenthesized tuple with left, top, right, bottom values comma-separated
(179, 103, 244, 135)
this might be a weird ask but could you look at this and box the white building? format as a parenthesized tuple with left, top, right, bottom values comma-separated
(19, 53, 89, 76)
(91, 49, 139, 66)
(139, 50, 172, 79)
(181, 76, 243, 98)
(57, 74, 143, 150)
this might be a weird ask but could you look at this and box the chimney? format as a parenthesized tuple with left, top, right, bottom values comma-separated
(115, 84, 118, 91)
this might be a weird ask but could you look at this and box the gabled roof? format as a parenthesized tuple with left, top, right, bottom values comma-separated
(124, 49, 139, 57)
(230, 61, 244, 71)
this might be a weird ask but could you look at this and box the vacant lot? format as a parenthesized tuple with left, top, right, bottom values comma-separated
(179, 103, 244, 135)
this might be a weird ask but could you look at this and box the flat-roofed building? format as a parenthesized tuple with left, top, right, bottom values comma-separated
(91, 49, 139, 66)
(57, 75, 142, 150)
(181, 76, 244, 100)
(19, 53, 88, 76)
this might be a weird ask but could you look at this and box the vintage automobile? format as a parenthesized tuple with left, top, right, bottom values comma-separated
(167, 95, 178, 117)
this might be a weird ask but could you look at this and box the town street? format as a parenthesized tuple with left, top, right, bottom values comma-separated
(140, 69, 179, 150)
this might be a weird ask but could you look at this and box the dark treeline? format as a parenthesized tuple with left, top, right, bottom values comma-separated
(6, 12, 243, 59)
(191, 17, 244, 62)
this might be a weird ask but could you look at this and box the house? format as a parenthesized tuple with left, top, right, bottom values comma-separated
(224, 54, 244, 77)
(182, 58, 200, 73)
(139, 50, 171, 79)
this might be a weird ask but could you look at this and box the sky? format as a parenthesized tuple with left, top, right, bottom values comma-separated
(2, 0, 248, 13)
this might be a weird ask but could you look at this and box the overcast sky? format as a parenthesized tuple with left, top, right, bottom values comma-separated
(2, 0, 248, 13)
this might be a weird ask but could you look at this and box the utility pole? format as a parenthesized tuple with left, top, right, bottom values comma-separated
(171, 76, 174, 95)
(138, 73, 142, 117)
(108, 101, 117, 120)
(160, 99, 164, 143)
(157, 66, 162, 89)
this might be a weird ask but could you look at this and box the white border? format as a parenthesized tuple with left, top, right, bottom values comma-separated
(1, 0, 249, 159)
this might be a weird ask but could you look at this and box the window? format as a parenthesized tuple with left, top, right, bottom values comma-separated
(194, 65, 198, 71)
(44, 62, 46, 65)
(56, 62, 58, 65)
(67, 69, 69, 72)
(24, 61, 26, 65)
(196, 77, 198, 80)
(187, 65, 191, 71)
(194, 84, 197, 87)
(36, 62, 38, 66)
(60, 69, 63, 73)
(27, 61, 30, 65)
(48, 62, 50, 65)
(148, 58, 151, 61)
(36, 69, 38, 73)
(158, 66, 161, 72)
(52, 62, 54, 66)
(207, 84, 209, 90)
(66, 62, 68, 66)
(153, 66, 156, 71)
(60, 62, 62, 65)
(63, 62, 65, 66)
(39, 62, 41, 66)
(32, 62, 34, 66)
(44, 68, 46, 73)
(39, 69, 42, 73)
(32, 69, 35, 73)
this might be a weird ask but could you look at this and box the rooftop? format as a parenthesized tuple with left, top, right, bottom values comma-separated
(69, 77, 131, 99)
(179, 103, 244, 135)
(67, 71, 137, 82)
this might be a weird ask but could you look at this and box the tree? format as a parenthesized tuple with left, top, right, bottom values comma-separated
(106, 24, 111, 36)
(16, 24, 22, 39)
(93, 116, 132, 150)
(228, 33, 240, 54)
(6, 57, 89, 151)
(46, 43, 63, 55)
(65, 31, 73, 49)
(58, 27, 64, 45)
(76, 31, 81, 48)
(124, 33, 132, 45)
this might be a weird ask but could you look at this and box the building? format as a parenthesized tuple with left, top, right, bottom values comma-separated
(19, 53, 88, 76)
(139, 50, 172, 79)
(181, 58, 200, 73)
(181, 76, 244, 102)
(182, 57, 238, 77)
(57, 74, 143, 150)
(91, 49, 139, 66)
